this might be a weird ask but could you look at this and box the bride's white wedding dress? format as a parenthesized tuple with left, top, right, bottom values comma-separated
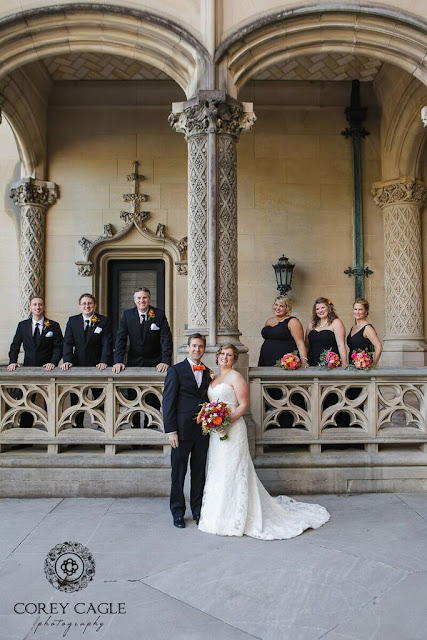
(198, 383, 330, 539)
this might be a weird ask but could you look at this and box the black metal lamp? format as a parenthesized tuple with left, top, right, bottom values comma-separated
(272, 255, 295, 295)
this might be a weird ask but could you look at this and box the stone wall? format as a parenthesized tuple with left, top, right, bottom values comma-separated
(238, 81, 384, 365)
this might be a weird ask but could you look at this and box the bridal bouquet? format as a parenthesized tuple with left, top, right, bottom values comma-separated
(350, 350, 372, 370)
(319, 349, 341, 369)
(276, 352, 301, 370)
(196, 401, 232, 441)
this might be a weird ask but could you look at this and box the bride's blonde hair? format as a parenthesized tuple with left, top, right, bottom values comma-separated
(216, 343, 239, 365)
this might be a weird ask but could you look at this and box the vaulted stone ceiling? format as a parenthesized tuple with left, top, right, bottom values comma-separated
(41, 51, 382, 83)
(42, 53, 170, 81)
(253, 53, 382, 82)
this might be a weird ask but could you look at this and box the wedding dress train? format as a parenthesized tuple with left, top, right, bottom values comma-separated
(198, 383, 330, 540)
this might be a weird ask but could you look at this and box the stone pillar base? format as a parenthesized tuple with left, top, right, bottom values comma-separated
(381, 339, 427, 367)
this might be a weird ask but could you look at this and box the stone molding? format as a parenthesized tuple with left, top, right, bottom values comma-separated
(9, 178, 58, 319)
(76, 215, 187, 279)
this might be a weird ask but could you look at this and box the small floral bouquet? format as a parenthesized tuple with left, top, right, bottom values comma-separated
(196, 401, 232, 441)
(351, 350, 372, 370)
(276, 352, 301, 370)
(319, 349, 341, 369)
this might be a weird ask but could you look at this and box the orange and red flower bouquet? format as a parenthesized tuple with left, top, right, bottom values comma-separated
(196, 401, 232, 441)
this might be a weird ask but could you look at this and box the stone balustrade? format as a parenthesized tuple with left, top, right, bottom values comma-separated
(0, 368, 168, 455)
(249, 367, 427, 455)
(1, 367, 426, 495)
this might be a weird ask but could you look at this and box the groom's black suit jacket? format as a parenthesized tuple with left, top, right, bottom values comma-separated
(8, 318, 63, 367)
(113, 306, 172, 367)
(63, 313, 112, 367)
(162, 359, 210, 440)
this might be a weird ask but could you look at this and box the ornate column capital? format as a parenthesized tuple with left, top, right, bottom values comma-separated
(371, 179, 427, 208)
(10, 177, 58, 208)
(169, 91, 256, 140)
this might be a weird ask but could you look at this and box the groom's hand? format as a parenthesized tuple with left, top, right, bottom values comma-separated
(168, 432, 179, 448)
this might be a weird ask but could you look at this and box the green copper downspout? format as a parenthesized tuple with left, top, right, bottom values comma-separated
(342, 80, 373, 298)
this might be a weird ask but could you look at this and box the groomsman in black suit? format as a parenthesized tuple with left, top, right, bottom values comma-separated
(162, 334, 210, 528)
(8, 296, 63, 371)
(61, 293, 112, 370)
(61, 293, 113, 427)
(112, 287, 172, 373)
(112, 287, 173, 429)
(7, 296, 63, 427)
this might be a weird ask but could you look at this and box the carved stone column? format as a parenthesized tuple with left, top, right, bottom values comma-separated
(10, 177, 58, 318)
(170, 91, 255, 352)
(372, 179, 427, 366)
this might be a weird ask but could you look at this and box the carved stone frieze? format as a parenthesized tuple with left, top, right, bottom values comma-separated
(76, 263, 93, 277)
(120, 210, 151, 225)
(372, 180, 427, 207)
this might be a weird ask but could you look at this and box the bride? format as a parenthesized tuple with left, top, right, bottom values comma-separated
(198, 343, 330, 539)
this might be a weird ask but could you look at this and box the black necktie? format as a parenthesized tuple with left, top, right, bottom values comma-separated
(84, 319, 90, 338)
(33, 322, 40, 346)
(140, 314, 146, 338)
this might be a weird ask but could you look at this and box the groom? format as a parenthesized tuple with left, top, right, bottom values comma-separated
(162, 333, 210, 528)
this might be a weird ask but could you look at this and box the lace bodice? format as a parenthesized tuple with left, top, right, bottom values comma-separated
(208, 383, 238, 411)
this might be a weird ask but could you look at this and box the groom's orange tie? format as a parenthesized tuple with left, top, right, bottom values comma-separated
(193, 364, 205, 371)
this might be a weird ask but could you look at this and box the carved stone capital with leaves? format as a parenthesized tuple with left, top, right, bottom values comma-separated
(372, 180, 427, 208)
(10, 177, 58, 208)
(170, 94, 256, 140)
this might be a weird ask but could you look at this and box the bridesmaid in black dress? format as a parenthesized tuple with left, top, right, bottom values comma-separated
(258, 296, 308, 367)
(347, 298, 382, 366)
(305, 297, 348, 367)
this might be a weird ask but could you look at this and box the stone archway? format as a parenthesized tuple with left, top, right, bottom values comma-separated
(0, 4, 210, 178)
(216, 9, 427, 95)
(0, 5, 210, 99)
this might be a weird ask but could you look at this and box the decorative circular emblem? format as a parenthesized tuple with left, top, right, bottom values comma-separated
(44, 542, 95, 592)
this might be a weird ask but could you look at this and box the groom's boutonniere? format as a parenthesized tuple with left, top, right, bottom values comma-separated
(148, 309, 155, 320)
(91, 315, 99, 325)
(43, 320, 50, 329)
(209, 370, 215, 380)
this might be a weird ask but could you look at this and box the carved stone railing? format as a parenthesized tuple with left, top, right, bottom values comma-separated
(1, 367, 426, 459)
(0, 369, 168, 455)
(249, 368, 427, 456)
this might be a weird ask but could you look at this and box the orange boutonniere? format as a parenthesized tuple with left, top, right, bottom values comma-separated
(43, 320, 50, 329)
(91, 316, 98, 324)
(148, 309, 155, 320)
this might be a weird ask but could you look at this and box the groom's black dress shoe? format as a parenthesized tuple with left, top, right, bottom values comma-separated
(193, 515, 200, 525)
(173, 517, 185, 528)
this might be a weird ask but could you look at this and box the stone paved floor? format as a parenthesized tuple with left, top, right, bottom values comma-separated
(0, 493, 426, 639)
